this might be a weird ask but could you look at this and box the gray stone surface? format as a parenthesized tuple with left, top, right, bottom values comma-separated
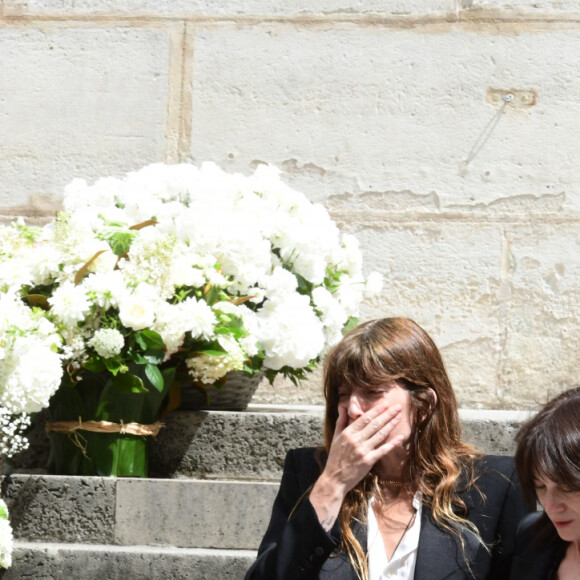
(150, 407, 532, 479)
(3, 476, 278, 548)
(10, 407, 533, 478)
(460, 409, 534, 456)
(150, 408, 325, 480)
(2, 475, 116, 544)
(115, 480, 278, 549)
(2, 542, 255, 580)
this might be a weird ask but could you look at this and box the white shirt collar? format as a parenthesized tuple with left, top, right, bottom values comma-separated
(367, 492, 422, 580)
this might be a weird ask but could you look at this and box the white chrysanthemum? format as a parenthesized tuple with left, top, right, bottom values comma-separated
(186, 334, 246, 384)
(118, 284, 158, 331)
(48, 281, 91, 326)
(88, 328, 125, 359)
(180, 297, 217, 340)
(0, 498, 13, 569)
(255, 294, 325, 370)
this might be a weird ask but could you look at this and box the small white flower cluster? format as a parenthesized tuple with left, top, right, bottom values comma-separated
(0, 161, 382, 425)
(0, 499, 12, 569)
(88, 328, 124, 359)
(0, 292, 62, 457)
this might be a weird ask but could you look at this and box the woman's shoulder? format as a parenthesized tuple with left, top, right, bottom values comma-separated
(280, 447, 327, 487)
(470, 454, 517, 487)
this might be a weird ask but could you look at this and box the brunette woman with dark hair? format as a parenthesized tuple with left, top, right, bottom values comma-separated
(511, 387, 580, 579)
(245, 317, 528, 580)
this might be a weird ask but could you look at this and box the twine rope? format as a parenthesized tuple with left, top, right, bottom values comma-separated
(46, 417, 164, 437)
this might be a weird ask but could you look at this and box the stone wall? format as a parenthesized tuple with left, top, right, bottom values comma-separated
(2, 1, 579, 409)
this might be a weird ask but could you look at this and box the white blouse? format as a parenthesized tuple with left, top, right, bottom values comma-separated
(367, 493, 422, 580)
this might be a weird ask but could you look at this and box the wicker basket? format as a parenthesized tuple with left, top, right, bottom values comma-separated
(179, 371, 265, 411)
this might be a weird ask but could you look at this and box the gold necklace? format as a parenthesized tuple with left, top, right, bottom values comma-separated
(381, 479, 405, 487)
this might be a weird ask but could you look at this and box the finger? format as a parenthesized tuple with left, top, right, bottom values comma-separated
(351, 403, 402, 437)
(367, 434, 405, 464)
(366, 412, 402, 448)
(332, 405, 349, 441)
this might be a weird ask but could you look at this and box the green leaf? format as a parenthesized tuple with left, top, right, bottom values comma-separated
(145, 364, 164, 393)
(0, 504, 8, 520)
(199, 349, 227, 356)
(106, 231, 136, 256)
(103, 357, 127, 376)
(83, 358, 106, 373)
(135, 330, 165, 351)
(112, 373, 147, 394)
(342, 316, 359, 335)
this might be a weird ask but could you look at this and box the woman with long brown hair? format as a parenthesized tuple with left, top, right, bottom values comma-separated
(245, 317, 528, 580)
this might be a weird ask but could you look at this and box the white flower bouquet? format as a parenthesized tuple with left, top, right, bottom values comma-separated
(0, 499, 12, 569)
(0, 162, 382, 475)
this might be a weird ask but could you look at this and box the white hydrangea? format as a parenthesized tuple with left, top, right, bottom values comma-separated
(255, 294, 326, 370)
(186, 334, 246, 384)
(88, 328, 125, 359)
(0, 335, 64, 414)
(0, 499, 13, 569)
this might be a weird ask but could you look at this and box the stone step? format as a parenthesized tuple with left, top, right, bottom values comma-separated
(3, 476, 278, 550)
(149, 406, 532, 479)
(3, 542, 255, 580)
(10, 407, 532, 480)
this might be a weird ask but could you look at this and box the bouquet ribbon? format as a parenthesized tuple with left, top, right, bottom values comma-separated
(46, 418, 164, 437)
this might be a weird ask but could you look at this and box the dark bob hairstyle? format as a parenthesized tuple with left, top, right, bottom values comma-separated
(515, 386, 580, 508)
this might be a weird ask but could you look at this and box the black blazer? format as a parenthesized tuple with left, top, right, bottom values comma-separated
(510, 511, 568, 580)
(245, 448, 529, 580)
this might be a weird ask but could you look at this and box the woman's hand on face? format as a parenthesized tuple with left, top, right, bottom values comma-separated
(309, 402, 404, 531)
(322, 402, 404, 495)
(309, 404, 404, 531)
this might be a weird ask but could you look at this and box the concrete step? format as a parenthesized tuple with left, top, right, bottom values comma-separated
(149, 406, 532, 479)
(3, 476, 278, 550)
(3, 542, 255, 580)
(10, 406, 532, 480)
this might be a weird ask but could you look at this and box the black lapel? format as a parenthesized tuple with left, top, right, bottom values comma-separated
(414, 509, 484, 580)
(318, 517, 367, 580)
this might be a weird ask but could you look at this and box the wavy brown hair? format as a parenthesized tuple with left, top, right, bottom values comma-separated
(323, 317, 481, 579)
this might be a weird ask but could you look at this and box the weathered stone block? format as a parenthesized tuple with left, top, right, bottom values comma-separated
(5, 0, 454, 17)
(2, 474, 116, 544)
(3, 543, 255, 580)
(0, 27, 170, 210)
(189, 26, 580, 211)
(115, 479, 278, 549)
(149, 409, 324, 480)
